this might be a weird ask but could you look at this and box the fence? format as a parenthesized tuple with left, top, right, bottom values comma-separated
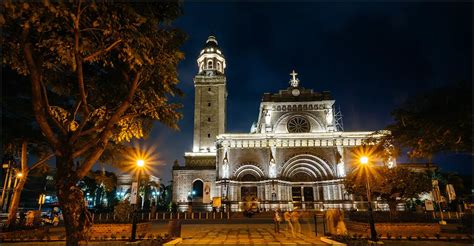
(92, 211, 232, 223)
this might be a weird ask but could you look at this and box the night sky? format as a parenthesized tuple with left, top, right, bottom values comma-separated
(134, 2, 472, 184)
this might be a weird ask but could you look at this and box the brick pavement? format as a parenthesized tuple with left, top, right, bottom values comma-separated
(176, 224, 328, 245)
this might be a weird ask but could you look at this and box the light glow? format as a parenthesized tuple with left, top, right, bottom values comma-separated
(360, 156, 369, 165)
(16, 172, 23, 178)
(137, 159, 145, 167)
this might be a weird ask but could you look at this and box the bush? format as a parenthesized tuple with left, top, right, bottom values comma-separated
(460, 212, 473, 233)
(113, 200, 133, 223)
(348, 211, 436, 223)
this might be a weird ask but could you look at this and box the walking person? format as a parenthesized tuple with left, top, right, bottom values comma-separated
(273, 209, 282, 233)
(284, 210, 295, 237)
(291, 208, 302, 234)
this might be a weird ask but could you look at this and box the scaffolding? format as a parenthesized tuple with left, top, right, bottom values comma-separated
(334, 106, 344, 132)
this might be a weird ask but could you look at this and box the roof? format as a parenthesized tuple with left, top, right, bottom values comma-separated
(262, 87, 332, 102)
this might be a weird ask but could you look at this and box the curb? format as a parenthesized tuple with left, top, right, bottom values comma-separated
(320, 237, 346, 245)
(163, 237, 183, 245)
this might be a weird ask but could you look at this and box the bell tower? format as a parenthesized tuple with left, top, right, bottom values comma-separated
(192, 36, 227, 152)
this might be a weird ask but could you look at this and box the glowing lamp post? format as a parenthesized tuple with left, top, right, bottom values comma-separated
(360, 156, 377, 242)
(131, 159, 145, 241)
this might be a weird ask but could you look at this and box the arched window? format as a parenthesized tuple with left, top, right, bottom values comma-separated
(207, 60, 213, 69)
(217, 62, 221, 72)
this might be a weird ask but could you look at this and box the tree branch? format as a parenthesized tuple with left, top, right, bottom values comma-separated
(41, 81, 68, 135)
(83, 39, 123, 62)
(75, 70, 142, 180)
(30, 153, 55, 171)
(23, 31, 61, 150)
(73, 138, 100, 158)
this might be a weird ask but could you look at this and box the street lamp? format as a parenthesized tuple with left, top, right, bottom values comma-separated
(131, 159, 145, 241)
(359, 156, 377, 242)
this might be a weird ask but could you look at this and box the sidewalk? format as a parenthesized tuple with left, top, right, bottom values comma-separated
(176, 224, 328, 245)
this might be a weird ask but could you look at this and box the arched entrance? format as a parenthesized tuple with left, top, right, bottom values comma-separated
(192, 180, 204, 203)
(237, 172, 259, 212)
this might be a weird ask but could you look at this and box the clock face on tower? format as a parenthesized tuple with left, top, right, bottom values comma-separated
(292, 88, 300, 96)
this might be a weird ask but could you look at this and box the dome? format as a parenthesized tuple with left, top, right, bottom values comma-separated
(197, 35, 226, 75)
(199, 35, 224, 57)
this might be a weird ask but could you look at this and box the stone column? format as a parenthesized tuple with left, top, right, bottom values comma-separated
(301, 186, 305, 209)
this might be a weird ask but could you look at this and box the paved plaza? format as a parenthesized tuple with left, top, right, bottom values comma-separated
(173, 224, 327, 245)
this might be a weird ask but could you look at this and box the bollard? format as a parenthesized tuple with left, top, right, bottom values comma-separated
(170, 212, 173, 220)
(199, 212, 201, 219)
(163, 212, 165, 220)
(191, 212, 194, 220)
(314, 215, 318, 236)
(178, 213, 180, 220)
(456, 212, 459, 220)
(92, 213, 95, 222)
(206, 212, 209, 219)
(141, 213, 144, 220)
(213, 212, 215, 219)
(322, 215, 326, 236)
(227, 211, 230, 219)
(432, 211, 435, 219)
(148, 213, 151, 220)
(156, 212, 158, 220)
(106, 213, 109, 221)
(220, 212, 223, 219)
(99, 213, 102, 221)
(447, 211, 451, 219)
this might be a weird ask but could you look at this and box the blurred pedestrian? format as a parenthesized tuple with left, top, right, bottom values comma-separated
(291, 208, 301, 234)
(284, 210, 295, 237)
(26, 211, 34, 226)
(53, 214, 60, 226)
(19, 210, 26, 226)
(273, 209, 282, 233)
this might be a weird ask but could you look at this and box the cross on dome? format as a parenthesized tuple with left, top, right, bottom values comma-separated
(289, 70, 300, 87)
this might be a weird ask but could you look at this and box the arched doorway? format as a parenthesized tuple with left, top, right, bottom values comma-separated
(192, 180, 204, 203)
(303, 187, 314, 209)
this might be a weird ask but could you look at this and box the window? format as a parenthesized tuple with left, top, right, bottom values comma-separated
(287, 116, 310, 133)
(207, 133, 211, 138)
(208, 102, 211, 107)
(217, 62, 221, 72)
(207, 60, 213, 69)
(208, 117, 211, 122)
(208, 87, 211, 92)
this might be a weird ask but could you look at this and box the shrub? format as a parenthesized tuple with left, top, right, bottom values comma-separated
(348, 211, 436, 223)
(113, 200, 133, 223)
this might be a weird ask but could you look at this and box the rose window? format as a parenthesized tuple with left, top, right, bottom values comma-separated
(287, 116, 310, 133)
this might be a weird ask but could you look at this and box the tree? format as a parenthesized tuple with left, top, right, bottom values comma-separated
(78, 170, 117, 209)
(370, 81, 472, 160)
(2, 1, 185, 244)
(344, 166, 432, 217)
(2, 68, 54, 228)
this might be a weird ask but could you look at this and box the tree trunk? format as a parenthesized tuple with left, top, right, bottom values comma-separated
(6, 140, 29, 228)
(56, 155, 92, 246)
(6, 171, 28, 228)
(387, 199, 398, 220)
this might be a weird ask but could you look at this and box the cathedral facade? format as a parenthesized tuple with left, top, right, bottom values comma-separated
(172, 36, 392, 212)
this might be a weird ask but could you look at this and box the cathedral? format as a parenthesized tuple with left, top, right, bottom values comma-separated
(172, 36, 393, 212)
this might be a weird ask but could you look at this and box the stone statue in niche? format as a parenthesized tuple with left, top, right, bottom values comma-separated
(326, 108, 333, 125)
